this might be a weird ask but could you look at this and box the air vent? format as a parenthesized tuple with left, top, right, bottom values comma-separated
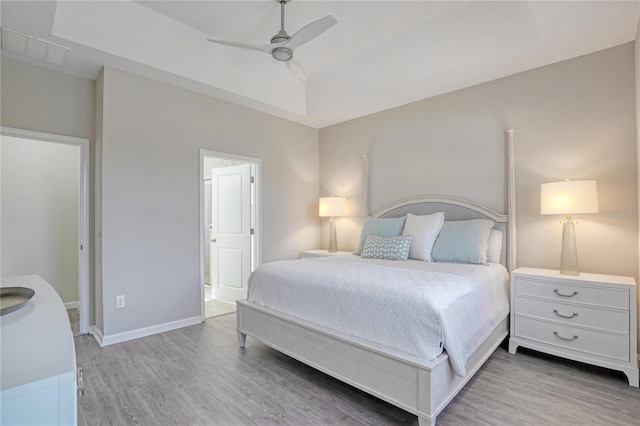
(1, 27, 69, 66)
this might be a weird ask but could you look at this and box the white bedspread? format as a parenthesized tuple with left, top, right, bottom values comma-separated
(247, 255, 509, 376)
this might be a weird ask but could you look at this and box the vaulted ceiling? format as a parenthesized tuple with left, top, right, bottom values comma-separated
(1, 1, 638, 128)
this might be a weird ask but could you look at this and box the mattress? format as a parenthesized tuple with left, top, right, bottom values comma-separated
(247, 255, 510, 376)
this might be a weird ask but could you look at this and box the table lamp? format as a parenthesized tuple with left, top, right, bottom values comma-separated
(319, 196, 345, 253)
(540, 180, 598, 275)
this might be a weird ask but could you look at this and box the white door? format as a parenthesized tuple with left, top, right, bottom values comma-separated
(210, 164, 253, 303)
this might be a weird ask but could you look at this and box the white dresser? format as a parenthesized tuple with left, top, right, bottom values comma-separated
(1, 275, 77, 425)
(509, 267, 638, 387)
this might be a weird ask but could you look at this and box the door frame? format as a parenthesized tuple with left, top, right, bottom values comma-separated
(1, 126, 90, 334)
(199, 149, 261, 321)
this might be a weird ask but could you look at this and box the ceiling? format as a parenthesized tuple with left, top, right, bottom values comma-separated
(1, 1, 639, 129)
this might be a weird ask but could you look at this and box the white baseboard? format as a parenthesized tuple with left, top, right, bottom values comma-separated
(65, 301, 79, 310)
(91, 325, 104, 346)
(98, 316, 202, 347)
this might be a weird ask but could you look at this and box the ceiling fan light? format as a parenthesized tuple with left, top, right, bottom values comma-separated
(272, 47, 292, 61)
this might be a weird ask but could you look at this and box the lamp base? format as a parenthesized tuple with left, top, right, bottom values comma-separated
(328, 217, 338, 253)
(560, 216, 579, 276)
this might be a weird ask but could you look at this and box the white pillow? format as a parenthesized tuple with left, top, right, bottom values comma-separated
(486, 229, 503, 264)
(401, 212, 445, 261)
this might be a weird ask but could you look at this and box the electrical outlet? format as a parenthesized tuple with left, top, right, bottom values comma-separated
(116, 295, 125, 308)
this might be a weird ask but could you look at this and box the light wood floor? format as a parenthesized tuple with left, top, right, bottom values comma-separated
(76, 313, 639, 425)
(204, 284, 237, 318)
(205, 299, 236, 319)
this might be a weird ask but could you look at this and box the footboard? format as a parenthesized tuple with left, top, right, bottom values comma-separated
(236, 300, 508, 426)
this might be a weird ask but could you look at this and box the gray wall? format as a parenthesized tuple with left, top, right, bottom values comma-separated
(1, 136, 80, 303)
(0, 58, 95, 139)
(0, 57, 95, 320)
(97, 67, 319, 336)
(1, 58, 319, 339)
(320, 43, 638, 282)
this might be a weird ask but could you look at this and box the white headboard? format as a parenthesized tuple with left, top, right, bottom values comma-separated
(365, 130, 516, 271)
(372, 196, 511, 268)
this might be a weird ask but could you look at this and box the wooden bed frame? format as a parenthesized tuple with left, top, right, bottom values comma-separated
(237, 130, 516, 425)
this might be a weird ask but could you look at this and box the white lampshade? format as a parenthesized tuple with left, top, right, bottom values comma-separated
(319, 196, 345, 217)
(540, 180, 599, 215)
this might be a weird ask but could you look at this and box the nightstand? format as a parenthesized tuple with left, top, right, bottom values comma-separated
(299, 249, 353, 258)
(509, 267, 638, 387)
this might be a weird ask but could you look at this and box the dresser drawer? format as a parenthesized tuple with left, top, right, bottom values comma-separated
(515, 296, 629, 334)
(515, 316, 629, 362)
(515, 278, 629, 309)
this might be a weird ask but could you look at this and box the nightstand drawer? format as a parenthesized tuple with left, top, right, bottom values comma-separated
(515, 317, 630, 362)
(515, 278, 629, 309)
(515, 296, 629, 334)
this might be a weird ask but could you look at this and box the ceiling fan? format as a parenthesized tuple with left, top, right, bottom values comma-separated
(207, 0, 337, 81)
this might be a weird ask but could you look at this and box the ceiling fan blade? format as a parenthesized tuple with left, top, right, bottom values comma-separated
(286, 60, 306, 83)
(207, 38, 274, 55)
(285, 15, 337, 51)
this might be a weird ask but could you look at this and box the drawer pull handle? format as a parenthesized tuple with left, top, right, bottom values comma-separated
(553, 331, 578, 341)
(554, 289, 578, 297)
(553, 309, 578, 319)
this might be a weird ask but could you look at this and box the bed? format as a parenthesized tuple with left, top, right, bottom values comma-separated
(237, 130, 516, 425)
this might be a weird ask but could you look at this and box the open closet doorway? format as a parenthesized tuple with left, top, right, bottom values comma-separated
(199, 149, 261, 320)
(1, 127, 90, 335)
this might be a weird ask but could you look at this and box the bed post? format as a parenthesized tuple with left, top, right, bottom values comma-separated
(361, 154, 369, 218)
(506, 129, 516, 272)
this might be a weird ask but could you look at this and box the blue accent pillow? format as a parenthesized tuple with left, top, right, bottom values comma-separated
(360, 235, 413, 261)
(354, 216, 407, 255)
(432, 219, 495, 265)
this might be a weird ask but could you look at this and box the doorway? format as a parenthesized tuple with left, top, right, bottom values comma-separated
(1, 127, 90, 334)
(199, 150, 260, 320)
